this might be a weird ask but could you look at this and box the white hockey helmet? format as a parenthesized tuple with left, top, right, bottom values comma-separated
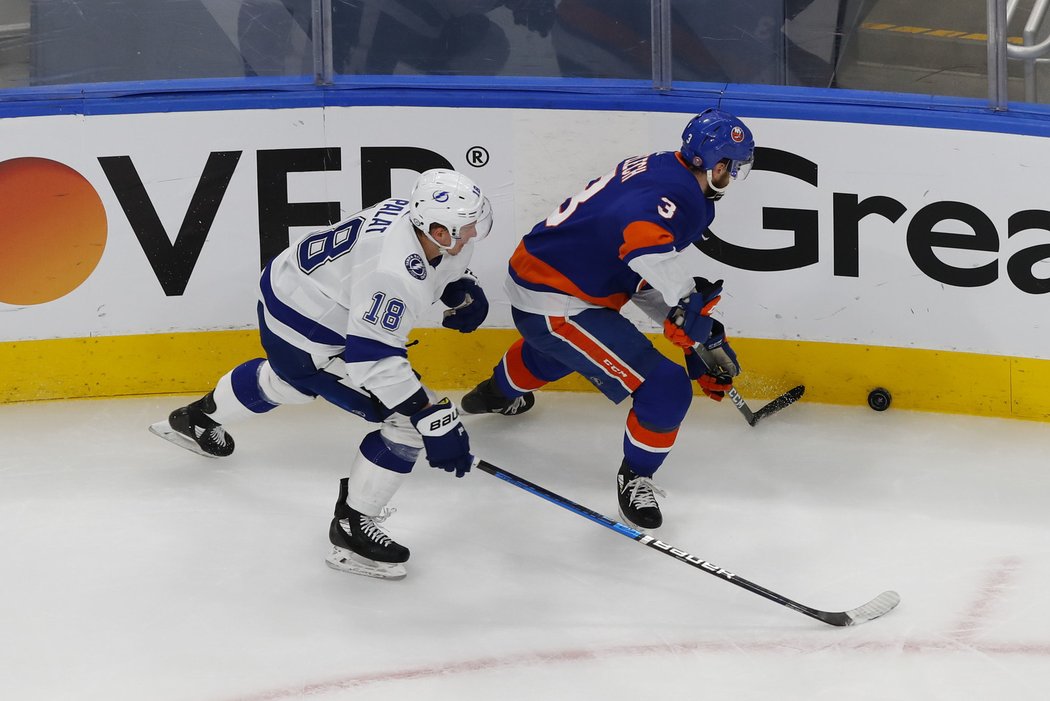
(409, 169, 493, 250)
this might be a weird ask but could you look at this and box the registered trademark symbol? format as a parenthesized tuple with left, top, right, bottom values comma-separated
(466, 146, 489, 167)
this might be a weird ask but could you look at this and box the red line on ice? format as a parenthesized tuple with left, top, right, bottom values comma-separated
(950, 555, 1020, 640)
(225, 634, 1050, 701)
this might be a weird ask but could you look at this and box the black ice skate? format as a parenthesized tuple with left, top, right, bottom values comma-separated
(616, 462, 666, 531)
(148, 391, 235, 458)
(325, 478, 409, 580)
(461, 377, 535, 416)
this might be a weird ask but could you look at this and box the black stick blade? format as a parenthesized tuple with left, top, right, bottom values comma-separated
(816, 590, 901, 626)
(751, 385, 806, 425)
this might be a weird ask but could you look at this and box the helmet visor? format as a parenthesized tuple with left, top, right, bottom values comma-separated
(454, 196, 493, 242)
(727, 156, 754, 181)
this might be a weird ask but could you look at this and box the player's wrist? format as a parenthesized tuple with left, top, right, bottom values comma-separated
(391, 387, 429, 417)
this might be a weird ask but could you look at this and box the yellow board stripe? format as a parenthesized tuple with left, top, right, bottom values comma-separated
(889, 25, 933, 35)
(861, 21, 1022, 44)
(3, 329, 1050, 422)
(0, 331, 266, 402)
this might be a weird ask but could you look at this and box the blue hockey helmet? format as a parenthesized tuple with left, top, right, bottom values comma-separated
(680, 109, 755, 180)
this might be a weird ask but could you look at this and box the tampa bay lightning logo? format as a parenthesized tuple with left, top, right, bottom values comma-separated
(433, 191, 450, 202)
(405, 253, 427, 280)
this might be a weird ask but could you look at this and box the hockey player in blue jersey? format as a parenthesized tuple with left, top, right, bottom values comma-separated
(461, 108, 755, 532)
(150, 169, 494, 580)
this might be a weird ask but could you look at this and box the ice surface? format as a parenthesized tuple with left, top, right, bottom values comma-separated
(2, 392, 1049, 700)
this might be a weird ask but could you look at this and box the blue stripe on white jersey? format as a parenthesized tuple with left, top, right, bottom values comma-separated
(343, 335, 408, 363)
(260, 264, 344, 347)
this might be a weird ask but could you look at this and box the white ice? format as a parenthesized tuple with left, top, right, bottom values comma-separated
(2, 391, 1049, 701)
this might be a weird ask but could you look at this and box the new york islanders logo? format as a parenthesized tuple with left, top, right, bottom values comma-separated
(731, 126, 745, 143)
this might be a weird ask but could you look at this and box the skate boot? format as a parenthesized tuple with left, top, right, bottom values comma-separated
(325, 478, 409, 580)
(461, 377, 535, 415)
(616, 461, 666, 531)
(148, 391, 235, 458)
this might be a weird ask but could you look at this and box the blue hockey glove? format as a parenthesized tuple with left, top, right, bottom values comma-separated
(700, 320, 740, 375)
(410, 398, 473, 478)
(664, 277, 723, 349)
(441, 275, 489, 333)
(684, 320, 740, 402)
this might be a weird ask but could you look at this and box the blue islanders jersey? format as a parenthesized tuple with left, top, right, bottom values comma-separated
(507, 151, 714, 314)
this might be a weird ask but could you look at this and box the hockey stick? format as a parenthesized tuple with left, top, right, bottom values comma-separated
(474, 458, 900, 627)
(727, 384, 806, 427)
(695, 345, 805, 427)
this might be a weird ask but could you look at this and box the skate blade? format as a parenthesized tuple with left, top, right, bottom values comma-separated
(148, 421, 221, 459)
(617, 508, 659, 536)
(325, 547, 407, 580)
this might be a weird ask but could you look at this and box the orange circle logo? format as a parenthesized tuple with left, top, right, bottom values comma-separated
(0, 157, 107, 305)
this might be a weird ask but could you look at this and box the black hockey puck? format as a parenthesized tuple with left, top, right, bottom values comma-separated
(867, 388, 892, 411)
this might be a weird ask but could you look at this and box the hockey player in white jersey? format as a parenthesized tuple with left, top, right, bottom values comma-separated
(149, 169, 493, 580)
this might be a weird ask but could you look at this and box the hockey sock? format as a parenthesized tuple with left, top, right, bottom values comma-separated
(347, 431, 412, 517)
(624, 359, 692, 474)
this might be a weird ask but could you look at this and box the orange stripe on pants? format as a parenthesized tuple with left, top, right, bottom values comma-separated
(548, 316, 644, 393)
(502, 338, 547, 392)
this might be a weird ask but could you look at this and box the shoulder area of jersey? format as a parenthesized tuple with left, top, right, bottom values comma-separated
(368, 210, 435, 285)
(618, 151, 703, 195)
(619, 150, 692, 177)
(361, 197, 413, 236)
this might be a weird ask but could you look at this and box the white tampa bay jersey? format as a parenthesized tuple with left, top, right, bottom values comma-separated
(259, 197, 475, 410)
